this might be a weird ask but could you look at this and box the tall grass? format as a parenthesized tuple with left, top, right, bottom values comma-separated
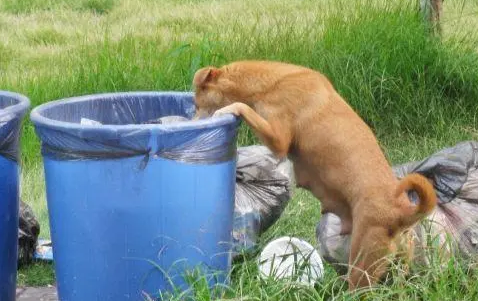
(2, 0, 477, 167)
(0, 0, 116, 14)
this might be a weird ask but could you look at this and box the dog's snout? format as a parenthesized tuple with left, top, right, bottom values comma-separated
(193, 107, 210, 120)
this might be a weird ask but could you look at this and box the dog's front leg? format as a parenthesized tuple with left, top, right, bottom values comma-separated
(213, 102, 291, 158)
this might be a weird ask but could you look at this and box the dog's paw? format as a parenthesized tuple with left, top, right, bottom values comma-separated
(212, 104, 241, 117)
(212, 109, 228, 117)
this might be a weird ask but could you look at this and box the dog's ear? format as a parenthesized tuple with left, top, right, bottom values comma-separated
(193, 67, 221, 88)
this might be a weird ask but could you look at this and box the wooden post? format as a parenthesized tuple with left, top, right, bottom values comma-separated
(420, 0, 443, 36)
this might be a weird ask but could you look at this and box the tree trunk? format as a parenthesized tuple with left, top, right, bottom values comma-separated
(420, 0, 443, 36)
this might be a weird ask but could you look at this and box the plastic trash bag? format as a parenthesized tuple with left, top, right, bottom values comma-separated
(18, 200, 40, 267)
(30, 92, 238, 166)
(0, 113, 22, 162)
(316, 141, 478, 274)
(80, 115, 190, 126)
(232, 146, 295, 256)
(0, 92, 30, 162)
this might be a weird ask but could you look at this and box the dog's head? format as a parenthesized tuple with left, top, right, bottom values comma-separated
(192, 61, 283, 119)
(192, 66, 232, 119)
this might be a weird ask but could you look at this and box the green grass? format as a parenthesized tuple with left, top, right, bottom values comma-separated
(17, 262, 55, 287)
(79, 0, 115, 14)
(2, 0, 478, 298)
(25, 28, 68, 46)
(158, 255, 478, 301)
(0, 0, 116, 14)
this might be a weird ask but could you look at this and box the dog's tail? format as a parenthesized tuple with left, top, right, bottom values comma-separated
(395, 173, 437, 228)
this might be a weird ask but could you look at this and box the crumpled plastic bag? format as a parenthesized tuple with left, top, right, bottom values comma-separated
(18, 200, 40, 267)
(316, 141, 478, 274)
(232, 146, 295, 256)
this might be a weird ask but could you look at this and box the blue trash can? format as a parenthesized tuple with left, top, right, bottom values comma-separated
(0, 91, 30, 301)
(30, 92, 239, 300)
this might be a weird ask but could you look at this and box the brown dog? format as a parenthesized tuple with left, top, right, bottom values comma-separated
(192, 60, 437, 290)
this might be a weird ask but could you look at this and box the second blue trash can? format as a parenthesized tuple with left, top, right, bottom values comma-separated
(0, 91, 30, 301)
(30, 92, 239, 300)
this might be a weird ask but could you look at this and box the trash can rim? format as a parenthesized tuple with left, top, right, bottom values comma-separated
(0, 90, 31, 119)
(30, 91, 238, 132)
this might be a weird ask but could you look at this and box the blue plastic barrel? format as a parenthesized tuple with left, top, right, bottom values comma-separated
(30, 92, 239, 300)
(0, 91, 30, 301)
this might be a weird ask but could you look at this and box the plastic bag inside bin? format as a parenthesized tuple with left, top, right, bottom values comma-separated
(316, 141, 478, 275)
(30, 92, 239, 165)
(232, 146, 295, 256)
(0, 91, 30, 162)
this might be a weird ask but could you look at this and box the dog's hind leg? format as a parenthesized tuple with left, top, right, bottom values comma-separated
(347, 226, 394, 291)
